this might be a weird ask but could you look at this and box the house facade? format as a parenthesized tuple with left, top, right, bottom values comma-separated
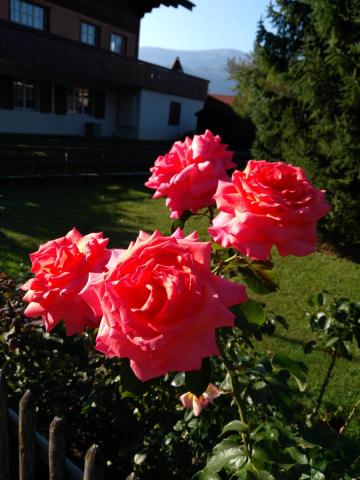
(0, 0, 208, 139)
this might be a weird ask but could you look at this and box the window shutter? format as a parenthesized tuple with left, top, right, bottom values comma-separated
(93, 90, 106, 118)
(54, 84, 67, 114)
(0, 75, 14, 110)
(39, 82, 52, 113)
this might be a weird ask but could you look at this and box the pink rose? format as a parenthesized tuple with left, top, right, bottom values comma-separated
(22, 228, 113, 335)
(145, 130, 236, 219)
(209, 161, 331, 260)
(180, 384, 221, 416)
(81, 229, 247, 381)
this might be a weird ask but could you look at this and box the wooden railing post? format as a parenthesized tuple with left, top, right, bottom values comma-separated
(84, 445, 104, 480)
(19, 390, 36, 480)
(49, 417, 65, 480)
(0, 372, 9, 480)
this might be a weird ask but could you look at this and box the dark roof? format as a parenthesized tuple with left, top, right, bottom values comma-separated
(140, 1, 195, 14)
(196, 95, 239, 119)
(210, 94, 236, 106)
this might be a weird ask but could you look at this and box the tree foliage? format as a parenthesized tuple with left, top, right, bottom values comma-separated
(229, 0, 360, 257)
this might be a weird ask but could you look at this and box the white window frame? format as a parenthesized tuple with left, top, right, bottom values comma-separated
(13, 80, 37, 110)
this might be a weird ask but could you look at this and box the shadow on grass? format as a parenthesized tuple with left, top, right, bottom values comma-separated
(0, 179, 153, 275)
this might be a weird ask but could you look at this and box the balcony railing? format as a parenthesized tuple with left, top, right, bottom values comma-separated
(0, 20, 208, 100)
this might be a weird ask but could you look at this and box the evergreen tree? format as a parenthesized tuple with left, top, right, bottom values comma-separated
(230, 0, 360, 256)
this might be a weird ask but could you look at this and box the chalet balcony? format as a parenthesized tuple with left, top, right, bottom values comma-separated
(0, 20, 208, 100)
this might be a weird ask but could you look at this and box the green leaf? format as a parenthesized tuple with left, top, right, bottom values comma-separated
(240, 263, 279, 294)
(221, 420, 248, 436)
(256, 471, 275, 480)
(252, 447, 270, 464)
(220, 372, 232, 392)
(192, 470, 222, 480)
(252, 425, 279, 442)
(173, 420, 184, 432)
(206, 447, 246, 472)
(325, 336, 339, 348)
(171, 372, 185, 387)
(242, 464, 275, 480)
(211, 243, 226, 252)
(185, 357, 211, 396)
(213, 438, 241, 453)
(119, 390, 136, 399)
(285, 447, 308, 465)
(272, 353, 308, 392)
(234, 299, 266, 328)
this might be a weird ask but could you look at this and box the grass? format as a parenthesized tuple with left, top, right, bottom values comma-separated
(258, 252, 360, 436)
(1, 179, 360, 435)
(0, 180, 209, 276)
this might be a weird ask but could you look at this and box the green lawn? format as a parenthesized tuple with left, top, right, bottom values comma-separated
(256, 251, 360, 430)
(1, 179, 359, 434)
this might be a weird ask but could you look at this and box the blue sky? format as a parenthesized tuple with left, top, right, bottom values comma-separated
(140, 0, 271, 53)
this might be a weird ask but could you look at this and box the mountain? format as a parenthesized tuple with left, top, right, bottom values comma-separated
(139, 47, 250, 95)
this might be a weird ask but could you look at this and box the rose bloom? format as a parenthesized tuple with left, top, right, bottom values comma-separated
(81, 229, 247, 381)
(145, 130, 236, 219)
(180, 384, 221, 416)
(209, 160, 331, 260)
(22, 228, 113, 335)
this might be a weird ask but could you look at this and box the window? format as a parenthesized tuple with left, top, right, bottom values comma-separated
(67, 88, 91, 114)
(80, 22, 98, 46)
(10, 0, 46, 30)
(13, 80, 37, 109)
(168, 101, 181, 126)
(110, 33, 125, 54)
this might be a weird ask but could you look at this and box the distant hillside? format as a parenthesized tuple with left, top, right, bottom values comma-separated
(139, 47, 249, 95)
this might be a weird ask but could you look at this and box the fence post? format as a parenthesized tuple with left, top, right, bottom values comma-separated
(49, 417, 65, 480)
(19, 390, 36, 480)
(0, 372, 9, 480)
(83, 445, 104, 480)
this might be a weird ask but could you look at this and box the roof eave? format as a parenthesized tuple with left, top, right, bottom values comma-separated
(141, 1, 195, 15)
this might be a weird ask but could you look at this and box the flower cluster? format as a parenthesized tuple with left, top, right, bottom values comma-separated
(23, 227, 247, 381)
(22, 130, 331, 414)
(147, 131, 330, 260)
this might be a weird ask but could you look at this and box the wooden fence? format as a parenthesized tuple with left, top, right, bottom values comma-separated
(0, 143, 250, 179)
(0, 145, 155, 178)
(0, 374, 104, 480)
